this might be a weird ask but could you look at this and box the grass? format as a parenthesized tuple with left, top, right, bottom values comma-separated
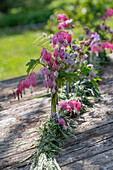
(0, 29, 44, 80)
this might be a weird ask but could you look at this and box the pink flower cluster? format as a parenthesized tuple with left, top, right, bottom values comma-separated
(101, 42, 113, 51)
(14, 72, 36, 99)
(57, 14, 67, 30)
(53, 48, 64, 60)
(40, 67, 57, 93)
(57, 14, 73, 30)
(100, 9, 113, 34)
(91, 45, 100, 53)
(59, 100, 81, 113)
(104, 9, 113, 21)
(40, 48, 53, 66)
(39, 14, 74, 93)
(52, 31, 72, 48)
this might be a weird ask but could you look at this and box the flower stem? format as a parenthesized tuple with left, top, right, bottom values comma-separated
(51, 90, 58, 113)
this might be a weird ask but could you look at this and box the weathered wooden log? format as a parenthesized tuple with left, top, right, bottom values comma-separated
(0, 62, 113, 169)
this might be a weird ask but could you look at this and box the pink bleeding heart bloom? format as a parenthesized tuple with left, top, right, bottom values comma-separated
(46, 52, 52, 61)
(17, 85, 23, 99)
(76, 101, 81, 111)
(16, 89, 20, 100)
(66, 34, 72, 44)
(53, 48, 59, 58)
(59, 49, 64, 59)
(53, 62, 57, 71)
(48, 58, 53, 66)
(40, 68, 45, 77)
(106, 42, 111, 49)
(25, 78, 30, 88)
(66, 104, 72, 112)
(101, 42, 106, 49)
(58, 118, 66, 127)
(30, 78, 36, 87)
(18, 85, 22, 94)
(30, 71, 36, 81)
(61, 31, 68, 39)
(69, 100, 77, 109)
(62, 14, 67, 21)
(45, 68, 50, 76)
(57, 14, 62, 21)
(57, 14, 67, 21)
(42, 52, 47, 60)
(41, 49, 53, 66)
(48, 79, 53, 88)
(41, 48, 46, 56)
(105, 9, 113, 18)
(52, 35, 58, 45)
(58, 23, 62, 30)
(62, 21, 66, 28)
(58, 34, 64, 44)
(60, 101, 68, 110)
(20, 80, 25, 90)
(91, 45, 100, 53)
(60, 101, 67, 110)
(51, 71, 56, 81)
(101, 42, 111, 49)
(55, 31, 60, 36)
(43, 79, 47, 88)
(109, 44, 113, 51)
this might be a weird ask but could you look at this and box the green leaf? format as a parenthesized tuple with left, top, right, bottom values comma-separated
(26, 59, 40, 74)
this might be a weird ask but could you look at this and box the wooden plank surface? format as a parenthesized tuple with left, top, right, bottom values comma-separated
(0, 61, 113, 170)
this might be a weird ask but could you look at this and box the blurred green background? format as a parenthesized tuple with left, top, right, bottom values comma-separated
(0, 0, 113, 80)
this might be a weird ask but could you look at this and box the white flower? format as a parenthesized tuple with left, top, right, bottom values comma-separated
(54, 71, 59, 77)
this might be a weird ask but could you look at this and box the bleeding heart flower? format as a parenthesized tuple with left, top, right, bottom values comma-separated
(58, 118, 66, 126)
(51, 71, 56, 81)
(52, 35, 58, 45)
(69, 100, 77, 109)
(20, 80, 25, 90)
(43, 79, 47, 88)
(66, 34, 72, 44)
(58, 34, 64, 44)
(91, 45, 100, 53)
(48, 79, 53, 88)
(53, 48, 59, 58)
(30, 79, 36, 87)
(60, 101, 68, 110)
(57, 14, 62, 21)
(45, 68, 50, 76)
(66, 104, 72, 112)
(53, 62, 57, 71)
(40, 68, 45, 77)
(30, 71, 36, 80)
(25, 78, 30, 88)
(76, 101, 81, 111)
(62, 14, 67, 21)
